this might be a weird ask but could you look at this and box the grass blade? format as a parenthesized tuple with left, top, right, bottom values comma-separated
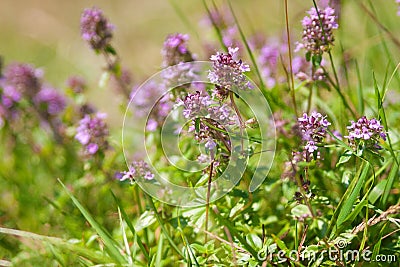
(110, 190, 150, 262)
(147, 195, 186, 259)
(59, 180, 127, 265)
(326, 162, 370, 238)
(0, 227, 112, 264)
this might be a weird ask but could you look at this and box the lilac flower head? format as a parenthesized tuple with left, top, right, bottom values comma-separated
(258, 41, 285, 88)
(345, 116, 386, 150)
(119, 161, 154, 183)
(178, 91, 213, 119)
(177, 92, 238, 154)
(75, 112, 109, 155)
(3, 63, 42, 97)
(300, 6, 338, 56)
(298, 111, 331, 153)
(161, 33, 193, 67)
(208, 47, 251, 92)
(81, 7, 114, 50)
(34, 86, 66, 116)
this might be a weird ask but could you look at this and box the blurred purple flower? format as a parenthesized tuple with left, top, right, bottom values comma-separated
(66, 76, 86, 94)
(161, 33, 194, 67)
(75, 112, 109, 155)
(258, 41, 285, 88)
(345, 116, 386, 150)
(3, 63, 42, 97)
(299, 6, 338, 56)
(34, 86, 66, 116)
(81, 7, 114, 50)
(130, 81, 172, 132)
(298, 111, 331, 153)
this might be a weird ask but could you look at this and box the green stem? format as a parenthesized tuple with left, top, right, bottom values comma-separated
(284, 0, 298, 117)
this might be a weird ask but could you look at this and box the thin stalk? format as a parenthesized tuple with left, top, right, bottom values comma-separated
(205, 160, 215, 244)
(312, 0, 357, 117)
(284, 0, 298, 117)
(230, 91, 245, 150)
(307, 83, 314, 114)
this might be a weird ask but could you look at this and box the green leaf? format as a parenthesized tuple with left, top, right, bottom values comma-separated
(195, 118, 200, 133)
(337, 164, 370, 228)
(291, 204, 311, 218)
(368, 180, 387, 204)
(246, 234, 263, 250)
(380, 161, 399, 207)
(336, 151, 352, 167)
(105, 45, 117, 56)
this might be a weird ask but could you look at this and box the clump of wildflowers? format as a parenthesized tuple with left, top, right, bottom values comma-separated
(80, 7, 114, 51)
(299, 6, 338, 56)
(208, 47, 251, 99)
(345, 116, 386, 151)
(34, 86, 66, 117)
(119, 161, 154, 183)
(75, 112, 109, 155)
(161, 33, 194, 67)
(298, 111, 331, 153)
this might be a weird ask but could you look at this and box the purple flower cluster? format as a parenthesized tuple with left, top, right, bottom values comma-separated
(258, 41, 284, 88)
(119, 161, 154, 183)
(34, 86, 66, 116)
(179, 91, 213, 119)
(75, 112, 109, 155)
(3, 63, 42, 97)
(208, 47, 251, 94)
(81, 7, 114, 50)
(299, 6, 338, 56)
(298, 111, 331, 153)
(345, 116, 386, 150)
(130, 81, 171, 132)
(161, 33, 194, 67)
(1, 63, 66, 124)
(178, 91, 237, 152)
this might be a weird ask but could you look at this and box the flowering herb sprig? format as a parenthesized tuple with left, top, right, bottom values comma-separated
(75, 112, 109, 155)
(119, 160, 154, 184)
(298, 111, 331, 154)
(208, 47, 251, 100)
(345, 116, 387, 153)
(299, 5, 338, 61)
